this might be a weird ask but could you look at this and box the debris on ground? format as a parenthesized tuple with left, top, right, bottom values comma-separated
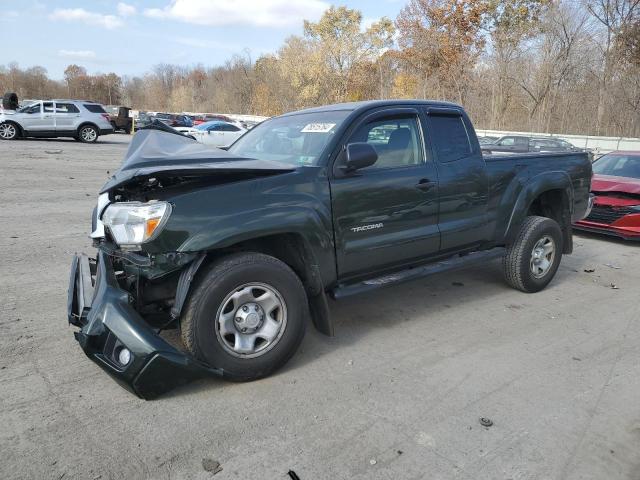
(347, 359, 353, 366)
(288, 470, 301, 480)
(609, 283, 619, 289)
(572, 357, 582, 361)
(369, 458, 377, 465)
(604, 263, 622, 269)
(584, 268, 595, 273)
(479, 417, 493, 427)
(44, 149, 62, 154)
(452, 282, 464, 287)
(202, 458, 222, 475)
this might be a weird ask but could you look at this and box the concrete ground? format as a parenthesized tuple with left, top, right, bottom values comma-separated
(1, 135, 639, 480)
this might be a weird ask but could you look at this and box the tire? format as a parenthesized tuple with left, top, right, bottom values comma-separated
(503, 216, 563, 293)
(77, 124, 98, 143)
(181, 252, 308, 381)
(0, 121, 19, 140)
(2, 92, 18, 110)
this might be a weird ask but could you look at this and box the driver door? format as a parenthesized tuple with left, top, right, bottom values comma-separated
(202, 124, 226, 146)
(330, 108, 440, 280)
(20, 102, 56, 133)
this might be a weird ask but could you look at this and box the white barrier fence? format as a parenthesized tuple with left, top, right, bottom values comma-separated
(476, 129, 640, 155)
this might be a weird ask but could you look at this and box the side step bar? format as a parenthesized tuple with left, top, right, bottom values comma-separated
(331, 247, 506, 299)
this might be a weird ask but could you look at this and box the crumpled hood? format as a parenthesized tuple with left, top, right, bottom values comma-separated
(100, 127, 294, 193)
(592, 174, 640, 196)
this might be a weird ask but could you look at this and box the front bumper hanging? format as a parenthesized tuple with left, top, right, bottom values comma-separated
(67, 250, 222, 399)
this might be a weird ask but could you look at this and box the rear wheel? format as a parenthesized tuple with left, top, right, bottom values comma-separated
(181, 252, 307, 381)
(0, 122, 19, 140)
(78, 125, 98, 143)
(503, 216, 563, 293)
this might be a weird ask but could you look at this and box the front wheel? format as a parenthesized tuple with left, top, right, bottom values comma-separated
(503, 216, 563, 293)
(181, 252, 308, 381)
(77, 125, 98, 143)
(0, 122, 19, 140)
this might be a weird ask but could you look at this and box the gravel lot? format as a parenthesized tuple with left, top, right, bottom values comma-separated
(1, 135, 639, 480)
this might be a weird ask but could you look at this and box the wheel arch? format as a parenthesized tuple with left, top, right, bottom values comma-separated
(505, 172, 574, 254)
(1, 120, 23, 138)
(77, 121, 100, 134)
(181, 232, 334, 336)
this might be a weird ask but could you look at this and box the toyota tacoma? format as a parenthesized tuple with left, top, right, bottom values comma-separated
(68, 100, 594, 398)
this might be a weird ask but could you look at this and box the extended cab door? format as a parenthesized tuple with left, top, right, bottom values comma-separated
(425, 108, 489, 252)
(330, 108, 440, 279)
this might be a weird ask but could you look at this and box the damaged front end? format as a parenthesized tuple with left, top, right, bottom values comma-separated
(68, 127, 295, 398)
(67, 249, 220, 399)
(575, 176, 640, 241)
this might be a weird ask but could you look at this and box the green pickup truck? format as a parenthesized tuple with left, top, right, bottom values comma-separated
(68, 100, 594, 398)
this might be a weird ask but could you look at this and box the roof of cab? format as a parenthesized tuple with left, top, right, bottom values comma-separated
(279, 99, 463, 117)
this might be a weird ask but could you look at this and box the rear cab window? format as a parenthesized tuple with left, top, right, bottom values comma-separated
(83, 104, 107, 114)
(428, 113, 473, 162)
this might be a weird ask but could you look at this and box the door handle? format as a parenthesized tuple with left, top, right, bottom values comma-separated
(416, 179, 435, 191)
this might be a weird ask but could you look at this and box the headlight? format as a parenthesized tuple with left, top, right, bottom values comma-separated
(102, 201, 171, 248)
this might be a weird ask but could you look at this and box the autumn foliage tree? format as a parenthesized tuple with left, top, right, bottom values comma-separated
(2, 1, 640, 137)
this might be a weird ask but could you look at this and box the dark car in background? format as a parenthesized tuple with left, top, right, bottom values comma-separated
(153, 113, 193, 128)
(574, 151, 640, 240)
(482, 135, 583, 154)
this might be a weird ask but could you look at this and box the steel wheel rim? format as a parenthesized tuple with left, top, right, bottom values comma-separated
(81, 127, 96, 142)
(530, 235, 555, 278)
(0, 123, 15, 139)
(215, 282, 287, 358)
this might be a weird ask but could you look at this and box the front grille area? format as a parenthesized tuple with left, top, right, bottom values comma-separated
(585, 205, 634, 224)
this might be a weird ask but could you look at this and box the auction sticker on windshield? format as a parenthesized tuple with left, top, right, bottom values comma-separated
(301, 123, 336, 133)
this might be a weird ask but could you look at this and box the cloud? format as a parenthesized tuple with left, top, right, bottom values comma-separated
(145, 0, 329, 28)
(58, 49, 97, 60)
(117, 2, 136, 17)
(49, 8, 124, 29)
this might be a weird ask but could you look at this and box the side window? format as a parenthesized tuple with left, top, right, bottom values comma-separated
(43, 102, 54, 113)
(515, 137, 529, 146)
(26, 103, 41, 114)
(83, 104, 107, 113)
(221, 124, 240, 132)
(498, 137, 515, 146)
(430, 114, 472, 163)
(208, 124, 222, 131)
(55, 103, 79, 113)
(350, 116, 423, 170)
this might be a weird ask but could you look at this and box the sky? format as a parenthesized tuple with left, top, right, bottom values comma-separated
(2, 0, 405, 79)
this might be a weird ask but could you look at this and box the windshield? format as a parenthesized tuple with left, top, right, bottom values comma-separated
(593, 153, 640, 179)
(18, 102, 39, 113)
(228, 110, 350, 166)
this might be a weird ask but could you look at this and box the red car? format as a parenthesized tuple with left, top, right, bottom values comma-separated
(575, 151, 640, 240)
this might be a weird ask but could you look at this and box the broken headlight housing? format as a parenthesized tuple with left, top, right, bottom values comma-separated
(102, 201, 171, 249)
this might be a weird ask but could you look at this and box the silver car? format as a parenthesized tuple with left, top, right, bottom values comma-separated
(0, 99, 114, 143)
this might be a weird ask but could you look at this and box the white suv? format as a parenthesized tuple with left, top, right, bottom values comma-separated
(0, 100, 114, 143)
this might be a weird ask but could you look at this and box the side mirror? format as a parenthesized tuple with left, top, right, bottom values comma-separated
(342, 142, 378, 172)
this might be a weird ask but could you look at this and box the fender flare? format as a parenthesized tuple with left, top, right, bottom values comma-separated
(504, 171, 574, 246)
(176, 206, 336, 336)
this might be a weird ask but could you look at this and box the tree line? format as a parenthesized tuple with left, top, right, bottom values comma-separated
(1, 0, 639, 137)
